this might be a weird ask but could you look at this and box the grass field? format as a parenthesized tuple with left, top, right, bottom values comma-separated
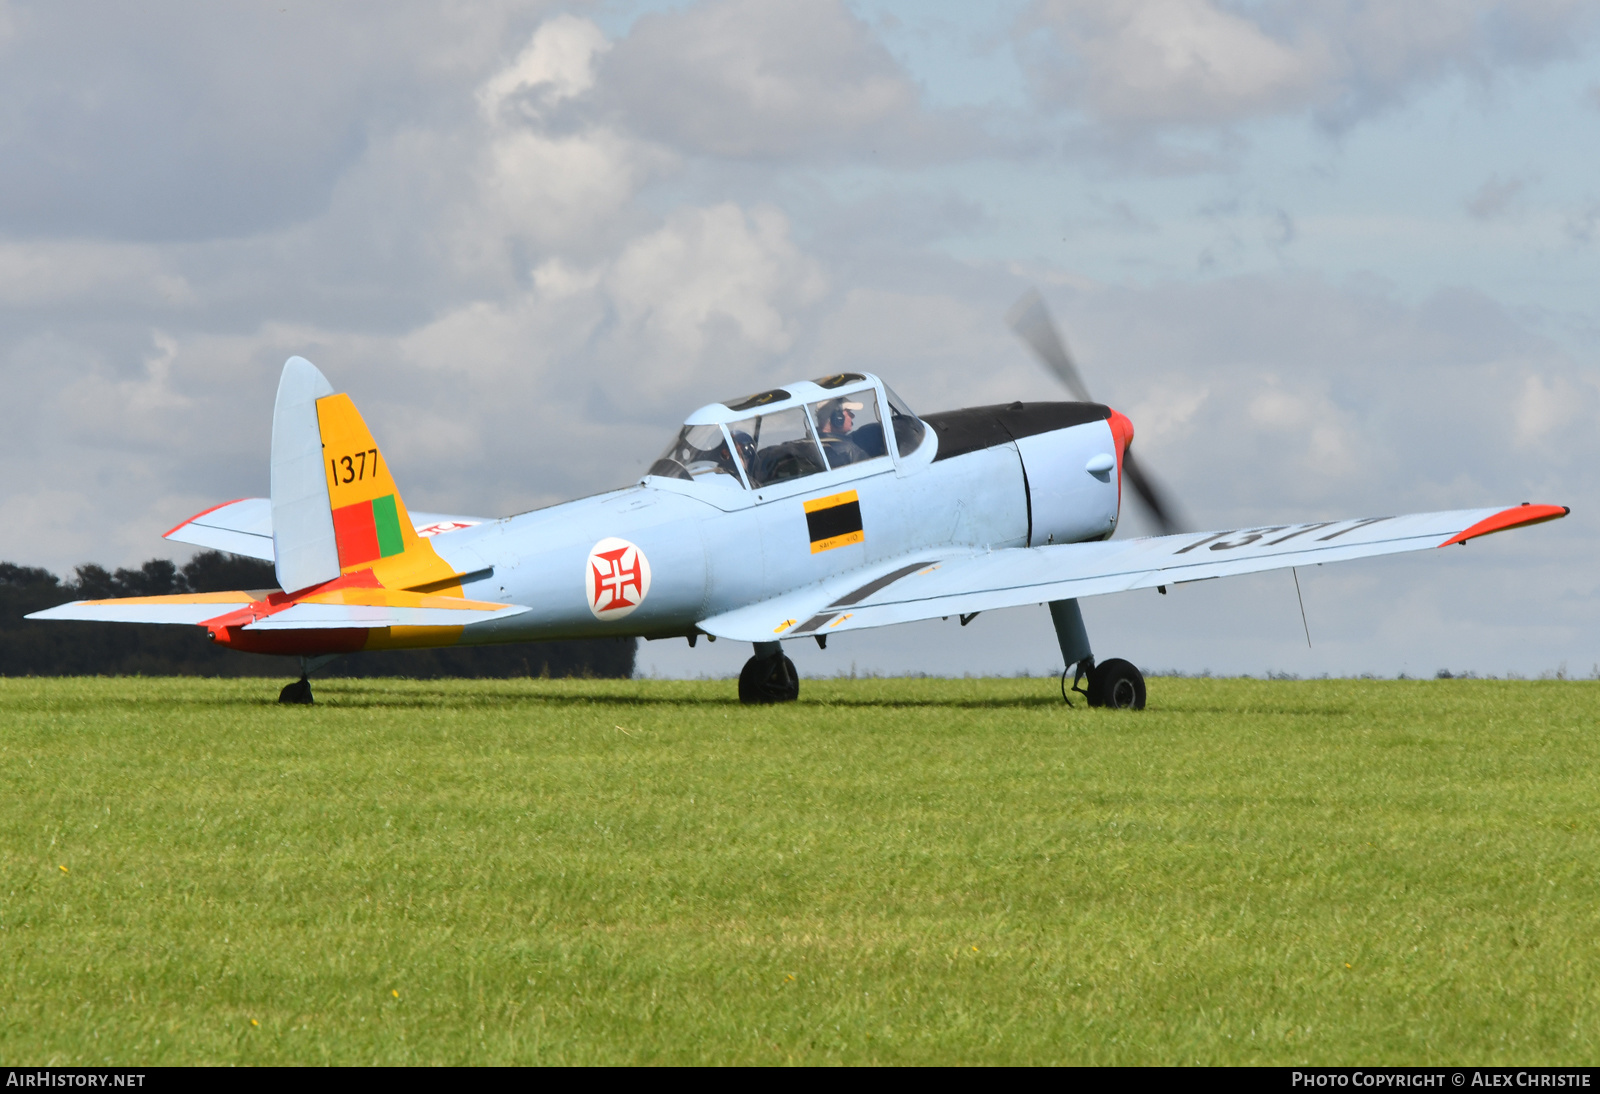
(1, 675, 1596, 1065)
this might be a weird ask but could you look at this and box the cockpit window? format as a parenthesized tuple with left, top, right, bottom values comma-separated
(741, 407, 826, 487)
(882, 384, 926, 457)
(724, 388, 790, 412)
(812, 372, 866, 390)
(808, 389, 887, 470)
(649, 423, 743, 484)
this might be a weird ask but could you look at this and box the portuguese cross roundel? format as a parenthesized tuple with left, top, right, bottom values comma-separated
(585, 537, 652, 620)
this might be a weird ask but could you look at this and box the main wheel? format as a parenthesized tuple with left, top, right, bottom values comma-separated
(1087, 658, 1145, 710)
(738, 653, 800, 704)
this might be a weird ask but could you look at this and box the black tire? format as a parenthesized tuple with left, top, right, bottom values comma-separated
(1087, 658, 1145, 710)
(738, 654, 800, 704)
(278, 677, 314, 705)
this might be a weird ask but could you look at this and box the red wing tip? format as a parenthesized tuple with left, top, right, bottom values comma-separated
(163, 498, 249, 539)
(1439, 503, 1568, 548)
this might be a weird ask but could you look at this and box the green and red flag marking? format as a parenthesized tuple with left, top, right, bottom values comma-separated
(333, 493, 407, 568)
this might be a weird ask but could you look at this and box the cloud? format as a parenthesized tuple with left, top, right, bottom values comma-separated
(1565, 199, 1600, 244)
(480, 128, 647, 249)
(0, 241, 193, 308)
(1465, 174, 1531, 219)
(1512, 372, 1598, 454)
(0, 2, 546, 241)
(1022, 0, 1600, 134)
(1011, 275, 1591, 531)
(602, 0, 952, 160)
(607, 203, 827, 360)
(1023, 0, 1322, 127)
(478, 13, 611, 122)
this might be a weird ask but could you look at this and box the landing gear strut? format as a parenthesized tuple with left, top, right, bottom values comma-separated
(739, 641, 799, 704)
(1049, 598, 1145, 710)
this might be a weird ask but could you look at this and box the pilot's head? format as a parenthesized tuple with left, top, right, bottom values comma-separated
(818, 397, 862, 435)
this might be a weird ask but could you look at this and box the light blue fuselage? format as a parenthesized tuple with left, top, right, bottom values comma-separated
(435, 404, 1122, 645)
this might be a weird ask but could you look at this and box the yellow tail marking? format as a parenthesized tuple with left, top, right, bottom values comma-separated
(314, 392, 465, 594)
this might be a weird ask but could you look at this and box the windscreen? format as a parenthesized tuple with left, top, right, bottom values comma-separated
(648, 423, 743, 484)
(882, 384, 926, 458)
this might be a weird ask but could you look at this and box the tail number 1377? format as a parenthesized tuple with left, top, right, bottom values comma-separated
(329, 449, 379, 485)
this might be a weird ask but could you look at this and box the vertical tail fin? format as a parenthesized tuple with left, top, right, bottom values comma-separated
(270, 357, 463, 595)
(271, 357, 340, 594)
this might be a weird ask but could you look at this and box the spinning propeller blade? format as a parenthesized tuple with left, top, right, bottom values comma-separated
(1006, 289, 1091, 403)
(1006, 288, 1187, 535)
(1121, 448, 1183, 536)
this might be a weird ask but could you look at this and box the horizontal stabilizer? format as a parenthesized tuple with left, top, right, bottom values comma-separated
(27, 592, 257, 625)
(164, 497, 487, 563)
(241, 599, 527, 630)
(27, 587, 526, 630)
(164, 498, 275, 560)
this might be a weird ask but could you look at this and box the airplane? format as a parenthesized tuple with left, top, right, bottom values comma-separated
(29, 293, 1569, 707)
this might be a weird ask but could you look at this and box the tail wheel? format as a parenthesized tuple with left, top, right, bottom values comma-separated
(278, 677, 314, 705)
(1087, 658, 1146, 710)
(738, 653, 800, 704)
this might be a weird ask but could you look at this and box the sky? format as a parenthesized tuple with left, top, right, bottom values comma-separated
(2, 0, 1598, 680)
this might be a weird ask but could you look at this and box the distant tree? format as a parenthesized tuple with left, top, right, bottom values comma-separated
(0, 551, 635, 679)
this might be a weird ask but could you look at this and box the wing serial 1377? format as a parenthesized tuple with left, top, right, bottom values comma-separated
(30, 295, 1569, 706)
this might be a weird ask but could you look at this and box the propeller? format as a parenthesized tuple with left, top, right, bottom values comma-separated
(1006, 289, 1186, 536)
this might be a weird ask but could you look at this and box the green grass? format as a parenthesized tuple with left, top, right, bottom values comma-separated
(1, 676, 1597, 1065)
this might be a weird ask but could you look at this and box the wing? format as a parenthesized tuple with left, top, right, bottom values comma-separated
(698, 504, 1568, 642)
(163, 498, 488, 561)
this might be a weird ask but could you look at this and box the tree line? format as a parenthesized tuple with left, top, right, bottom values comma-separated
(0, 551, 634, 678)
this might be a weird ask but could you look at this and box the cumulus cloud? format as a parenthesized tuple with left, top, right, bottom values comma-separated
(607, 203, 826, 360)
(481, 128, 646, 248)
(602, 0, 953, 160)
(1022, 0, 1600, 133)
(1024, 0, 1323, 127)
(0, 241, 193, 308)
(1512, 372, 1598, 454)
(478, 13, 611, 122)
(0, 3, 546, 241)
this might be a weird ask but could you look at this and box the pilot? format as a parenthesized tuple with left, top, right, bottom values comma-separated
(816, 397, 866, 466)
(817, 397, 862, 438)
(729, 429, 757, 475)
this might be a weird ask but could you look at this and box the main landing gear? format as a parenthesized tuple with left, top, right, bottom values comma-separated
(739, 641, 799, 704)
(1050, 598, 1146, 710)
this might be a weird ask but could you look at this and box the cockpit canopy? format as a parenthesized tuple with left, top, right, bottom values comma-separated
(647, 372, 927, 489)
